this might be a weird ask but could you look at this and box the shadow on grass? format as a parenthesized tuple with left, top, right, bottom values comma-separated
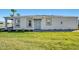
(0, 30, 33, 33)
(0, 29, 75, 33)
(7, 30, 33, 33)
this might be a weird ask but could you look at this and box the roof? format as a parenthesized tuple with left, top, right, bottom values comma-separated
(4, 15, 78, 19)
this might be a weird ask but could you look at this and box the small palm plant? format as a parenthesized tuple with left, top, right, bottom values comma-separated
(11, 9, 17, 16)
(17, 13, 20, 16)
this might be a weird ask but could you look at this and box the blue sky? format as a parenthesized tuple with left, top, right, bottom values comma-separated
(0, 9, 79, 21)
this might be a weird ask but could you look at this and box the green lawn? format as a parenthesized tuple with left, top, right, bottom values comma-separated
(0, 32, 79, 50)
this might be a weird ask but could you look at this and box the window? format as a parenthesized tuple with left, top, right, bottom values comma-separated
(46, 19, 52, 26)
(61, 21, 63, 24)
(28, 20, 32, 27)
(15, 18, 20, 28)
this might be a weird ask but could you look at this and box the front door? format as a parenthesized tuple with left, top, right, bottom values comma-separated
(34, 19, 41, 30)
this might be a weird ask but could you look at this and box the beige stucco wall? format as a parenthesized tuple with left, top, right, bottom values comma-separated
(12, 15, 78, 30)
(13, 17, 34, 30)
(41, 16, 78, 30)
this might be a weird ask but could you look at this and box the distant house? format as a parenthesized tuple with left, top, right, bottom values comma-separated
(4, 15, 78, 31)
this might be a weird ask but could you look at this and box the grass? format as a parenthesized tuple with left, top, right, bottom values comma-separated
(0, 32, 79, 50)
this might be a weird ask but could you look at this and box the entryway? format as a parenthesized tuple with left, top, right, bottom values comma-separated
(34, 19, 41, 30)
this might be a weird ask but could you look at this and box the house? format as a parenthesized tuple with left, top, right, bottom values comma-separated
(4, 15, 78, 31)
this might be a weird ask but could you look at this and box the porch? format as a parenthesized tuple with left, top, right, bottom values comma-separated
(4, 17, 14, 31)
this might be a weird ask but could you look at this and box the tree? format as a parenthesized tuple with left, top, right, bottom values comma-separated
(0, 22, 3, 24)
(10, 14, 13, 17)
(17, 13, 20, 16)
(11, 9, 17, 16)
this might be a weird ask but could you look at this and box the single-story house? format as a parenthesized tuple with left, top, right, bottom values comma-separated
(4, 15, 78, 31)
